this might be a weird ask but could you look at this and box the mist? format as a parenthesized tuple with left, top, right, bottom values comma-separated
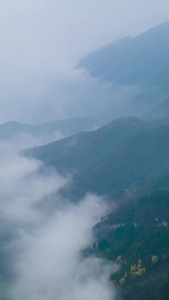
(0, 136, 116, 300)
(10, 196, 114, 300)
(0, 68, 140, 124)
(0, 0, 169, 123)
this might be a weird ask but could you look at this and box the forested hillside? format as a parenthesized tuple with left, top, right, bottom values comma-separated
(93, 190, 169, 300)
(28, 116, 169, 202)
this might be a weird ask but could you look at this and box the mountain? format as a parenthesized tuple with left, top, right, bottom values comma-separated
(26, 117, 169, 299)
(27, 116, 146, 172)
(20, 20, 169, 300)
(77, 21, 169, 91)
(93, 190, 169, 300)
(28, 117, 146, 172)
(27, 116, 169, 202)
(27, 117, 148, 199)
(144, 97, 169, 124)
(0, 117, 100, 141)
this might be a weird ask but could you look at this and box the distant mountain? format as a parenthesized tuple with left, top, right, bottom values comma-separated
(0, 117, 101, 141)
(144, 97, 169, 124)
(77, 21, 169, 91)
(98, 89, 166, 122)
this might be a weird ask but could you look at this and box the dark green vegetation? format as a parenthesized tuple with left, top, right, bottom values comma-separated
(93, 191, 169, 300)
(77, 21, 169, 91)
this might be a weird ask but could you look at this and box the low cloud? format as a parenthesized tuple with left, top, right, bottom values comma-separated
(0, 68, 139, 124)
(10, 196, 114, 300)
(0, 137, 116, 300)
(0, 155, 66, 225)
(0, 131, 63, 159)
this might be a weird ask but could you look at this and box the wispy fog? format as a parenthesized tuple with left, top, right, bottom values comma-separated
(0, 136, 116, 300)
(10, 196, 114, 300)
(0, 132, 64, 157)
(0, 68, 139, 124)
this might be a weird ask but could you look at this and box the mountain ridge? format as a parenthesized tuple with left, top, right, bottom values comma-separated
(26, 116, 169, 203)
(77, 21, 169, 90)
(0, 117, 101, 141)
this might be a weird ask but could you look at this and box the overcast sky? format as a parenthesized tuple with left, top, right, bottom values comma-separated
(0, 0, 169, 123)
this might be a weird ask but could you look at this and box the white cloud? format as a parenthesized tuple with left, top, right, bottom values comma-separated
(0, 137, 116, 300)
(0, 155, 66, 225)
(10, 195, 114, 300)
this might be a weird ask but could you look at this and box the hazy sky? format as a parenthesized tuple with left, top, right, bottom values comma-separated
(0, 0, 169, 123)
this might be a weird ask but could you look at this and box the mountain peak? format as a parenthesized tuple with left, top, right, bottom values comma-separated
(107, 116, 145, 129)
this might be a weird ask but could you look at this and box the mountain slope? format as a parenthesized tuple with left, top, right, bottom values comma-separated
(27, 117, 169, 201)
(28, 116, 146, 173)
(93, 190, 169, 300)
(77, 21, 169, 90)
(27, 117, 149, 199)
(70, 123, 169, 199)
